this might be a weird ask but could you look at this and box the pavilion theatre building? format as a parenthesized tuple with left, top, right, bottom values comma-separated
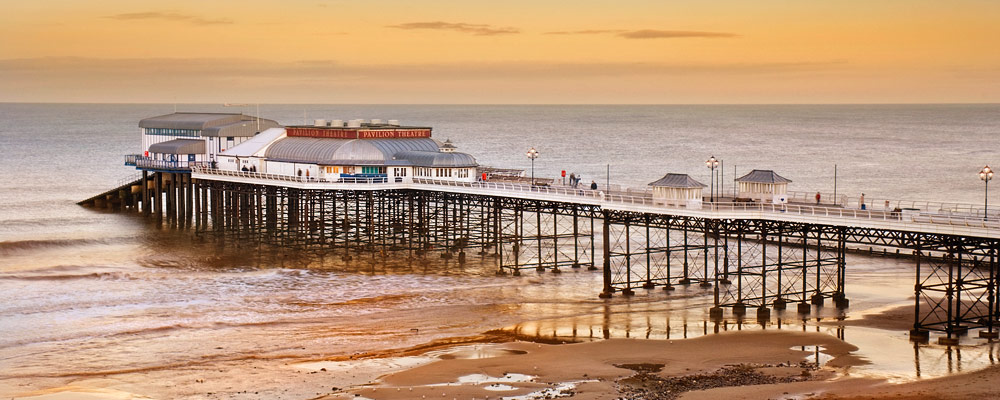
(216, 119, 478, 183)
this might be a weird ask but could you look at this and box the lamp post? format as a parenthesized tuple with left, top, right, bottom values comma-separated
(526, 147, 539, 185)
(705, 156, 719, 202)
(981, 165, 993, 221)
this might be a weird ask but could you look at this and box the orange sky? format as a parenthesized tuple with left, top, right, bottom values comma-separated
(2, 0, 999, 103)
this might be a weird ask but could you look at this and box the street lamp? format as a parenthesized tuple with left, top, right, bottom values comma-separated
(705, 156, 719, 202)
(981, 165, 993, 221)
(526, 147, 539, 185)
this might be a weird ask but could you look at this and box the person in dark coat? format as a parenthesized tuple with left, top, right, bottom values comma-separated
(590, 181, 597, 190)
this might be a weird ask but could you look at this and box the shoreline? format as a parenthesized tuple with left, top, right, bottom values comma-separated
(6, 303, 1000, 399)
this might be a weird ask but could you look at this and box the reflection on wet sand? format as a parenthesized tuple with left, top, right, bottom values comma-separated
(500, 302, 1000, 381)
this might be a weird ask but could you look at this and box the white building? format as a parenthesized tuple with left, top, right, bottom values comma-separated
(127, 112, 280, 171)
(736, 169, 792, 203)
(216, 121, 478, 183)
(648, 173, 707, 208)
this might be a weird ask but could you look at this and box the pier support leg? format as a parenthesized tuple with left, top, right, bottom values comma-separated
(600, 211, 613, 298)
(153, 172, 163, 222)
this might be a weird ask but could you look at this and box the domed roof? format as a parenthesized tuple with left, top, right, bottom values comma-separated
(395, 151, 478, 167)
(264, 137, 440, 165)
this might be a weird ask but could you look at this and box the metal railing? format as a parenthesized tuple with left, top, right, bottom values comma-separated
(189, 169, 999, 233)
(117, 172, 143, 188)
(412, 178, 605, 200)
(124, 154, 141, 166)
(193, 167, 393, 184)
(412, 179, 1000, 231)
(128, 155, 208, 170)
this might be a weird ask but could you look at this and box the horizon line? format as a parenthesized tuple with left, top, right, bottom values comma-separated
(2, 101, 999, 106)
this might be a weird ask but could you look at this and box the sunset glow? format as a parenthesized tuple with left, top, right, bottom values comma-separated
(3, 0, 999, 103)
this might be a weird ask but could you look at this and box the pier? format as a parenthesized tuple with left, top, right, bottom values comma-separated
(82, 168, 1000, 345)
(79, 113, 1000, 346)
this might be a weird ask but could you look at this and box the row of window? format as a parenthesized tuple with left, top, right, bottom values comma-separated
(151, 153, 196, 162)
(145, 128, 200, 137)
(317, 166, 471, 178)
(413, 167, 472, 178)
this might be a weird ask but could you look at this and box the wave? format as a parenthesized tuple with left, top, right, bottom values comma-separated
(0, 237, 120, 255)
(0, 270, 139, 281)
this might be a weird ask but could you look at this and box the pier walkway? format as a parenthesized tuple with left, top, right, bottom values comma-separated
(193, 167, 1000, 240)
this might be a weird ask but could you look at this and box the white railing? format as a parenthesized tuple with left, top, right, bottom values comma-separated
(412, 178, 605, 201)
(117, 172, 143, 188)
(193, 167, 394, 185)
(191, 169, 1000, 232)
(413, 179, 1000, 231)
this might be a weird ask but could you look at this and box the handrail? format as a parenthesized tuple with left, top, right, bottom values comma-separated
(116, 172, 143, 188)
(190, 168, 999, 232)
(130, 156, 208, 170)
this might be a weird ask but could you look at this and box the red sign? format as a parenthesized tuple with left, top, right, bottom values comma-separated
(358, 129, 431, 139)
(561, 170, 566, 177)
(286, 127, 432, 139)
(286, 128, 358, 139)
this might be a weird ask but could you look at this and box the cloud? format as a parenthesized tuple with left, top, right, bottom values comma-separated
(385, 21, 518, 36)
(0, 57, 847, 83)
(12, 57, 956, 104)
(544, 29, 626, 35)
(105, 11, 233, 25)
(618, 30, 737, 39)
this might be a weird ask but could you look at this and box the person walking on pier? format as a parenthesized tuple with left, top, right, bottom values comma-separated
(860, 193, 866, 210)
(590, 180, 597, 190)
(815, 191, 821, 205)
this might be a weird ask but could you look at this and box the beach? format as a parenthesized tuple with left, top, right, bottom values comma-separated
(10, 305, 999, 400)
(3, 104, 1000, 399)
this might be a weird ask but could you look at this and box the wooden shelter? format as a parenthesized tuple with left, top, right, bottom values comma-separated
(736, 169, 792, 203)
(648, 173, 707, 208)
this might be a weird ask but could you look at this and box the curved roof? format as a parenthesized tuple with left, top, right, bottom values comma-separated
(140, 112, 280, 137)
(148, 139, 205, 154)
(395, 151, 478, 167)
(736, 169, 792, 184)
(264, 137, 351, 163)
(220, 128, 285, 157)
(648, 173, 706, 188)
(263, 137, 440, 165)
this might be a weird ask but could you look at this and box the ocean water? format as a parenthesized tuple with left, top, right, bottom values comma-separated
(1, 103, 999, 398)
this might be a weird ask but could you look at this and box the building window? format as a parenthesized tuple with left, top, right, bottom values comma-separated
(145, 128, 199, 137)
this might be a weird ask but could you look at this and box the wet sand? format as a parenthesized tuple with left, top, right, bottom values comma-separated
(303, 304, 998, 400)
(8, 296, 1000, 399)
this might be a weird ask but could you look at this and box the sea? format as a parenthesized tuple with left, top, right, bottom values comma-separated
(1, 103, 999, 399)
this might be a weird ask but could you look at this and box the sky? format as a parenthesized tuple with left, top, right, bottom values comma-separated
(1, 0, 999, 104)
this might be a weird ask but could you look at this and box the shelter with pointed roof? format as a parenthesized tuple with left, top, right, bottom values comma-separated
(648, 173, 707, 208)
(736, 169, 792, 203)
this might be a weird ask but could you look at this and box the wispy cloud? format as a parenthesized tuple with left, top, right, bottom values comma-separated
(386, 21, 518, 36)
(0, 57, 847, 81)
(618, 30, 737, 39)
(545, 29, 626, 35)
(105, 11, 233, 25)
(0, 57, 863, 103)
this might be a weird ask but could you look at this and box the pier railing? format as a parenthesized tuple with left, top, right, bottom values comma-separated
(414, 179, 1000, 231)
(193, 168, 393, 184)
(191, 169, 1000, 232)
(128, 155, 209, 171)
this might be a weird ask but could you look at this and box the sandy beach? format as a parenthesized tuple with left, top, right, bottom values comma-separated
(300, 322, 1000, 400)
